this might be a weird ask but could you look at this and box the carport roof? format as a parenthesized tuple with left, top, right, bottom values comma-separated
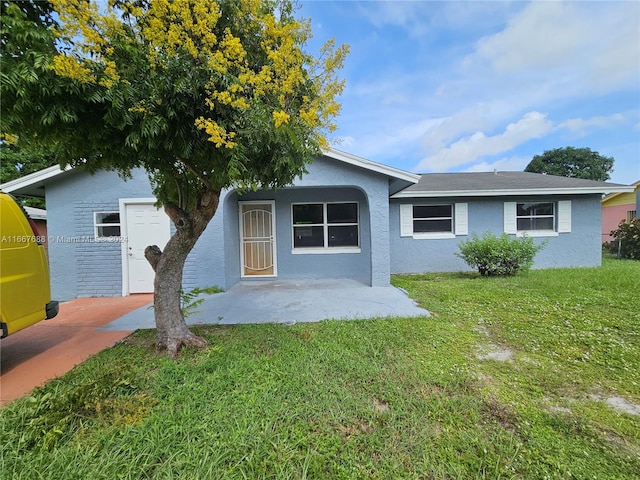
(0, 165, 75, 198)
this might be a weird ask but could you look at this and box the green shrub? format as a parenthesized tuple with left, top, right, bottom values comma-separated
(456, 231, 546, 276)
(611, 217, 640, 260)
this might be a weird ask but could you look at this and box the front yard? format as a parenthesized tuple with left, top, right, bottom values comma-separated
(1, 258, 638, 479)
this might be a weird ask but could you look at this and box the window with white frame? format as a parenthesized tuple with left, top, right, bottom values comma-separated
(413, 205, 453, 233)
(400, 203, 468, 239)
(504, 201, 571, 236)
(292, 202, 359, 251)
(94, 211, 121, 239)
(627, 210, 637, 222)
(516, 202, 555, 231)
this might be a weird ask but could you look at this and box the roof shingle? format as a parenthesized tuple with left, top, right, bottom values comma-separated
(393, 171, 632, 197)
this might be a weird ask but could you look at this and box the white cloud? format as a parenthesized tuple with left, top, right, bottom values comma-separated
(407, 1, 639, 173)
(472, 2, 587, 72)
(417, 112, 554, 171)
(356, 1, 430, 36)
(413, 110, 636, 173)
(305, 1, 638, 180)
(356, 0, 518, 38)
(559, 113, 627, 136)
(419, 103, 509, 153)
(343, 117, 441, 161)
(468, 1, 639, 90)
(590, 17, 640, 90)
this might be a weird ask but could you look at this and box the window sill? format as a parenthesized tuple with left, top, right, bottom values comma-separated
(516, 230, 559, 238)
(412, 232, 456, 240)
(292, 247, 361, 255)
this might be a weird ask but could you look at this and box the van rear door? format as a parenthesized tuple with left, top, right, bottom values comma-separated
(0, 193, 52, 336)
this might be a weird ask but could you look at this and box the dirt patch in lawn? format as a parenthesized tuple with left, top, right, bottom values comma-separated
(589, 394, 640, 416)
(477, 344, 513, 362)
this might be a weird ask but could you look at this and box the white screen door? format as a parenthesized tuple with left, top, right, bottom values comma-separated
(240, 202, 276, 277)
(125, 203, 171, 293)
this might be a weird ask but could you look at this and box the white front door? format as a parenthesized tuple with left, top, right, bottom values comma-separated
(240, 201, 277, 277)
(125, 203, 171, 293)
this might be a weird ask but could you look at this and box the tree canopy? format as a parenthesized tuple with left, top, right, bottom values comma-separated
(1, 0, 59, 207)
(1, 0, 348, 356)
(524, 146, 614, 181)
(0, 144, 56, 207)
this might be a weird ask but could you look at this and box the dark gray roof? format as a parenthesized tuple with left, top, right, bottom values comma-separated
(392, 171, 633, 198)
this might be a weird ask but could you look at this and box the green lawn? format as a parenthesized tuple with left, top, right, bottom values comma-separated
(2, 258, 639, 479)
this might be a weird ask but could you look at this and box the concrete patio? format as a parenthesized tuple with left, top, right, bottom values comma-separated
(100, 279, 430, 331)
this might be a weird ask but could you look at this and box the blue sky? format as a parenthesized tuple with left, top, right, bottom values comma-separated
(298, 1, 640, 185)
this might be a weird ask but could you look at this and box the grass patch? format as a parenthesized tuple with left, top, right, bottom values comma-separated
(1, 257, 638, 478)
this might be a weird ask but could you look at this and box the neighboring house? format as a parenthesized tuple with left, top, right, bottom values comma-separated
(1, 149, 632, 301)
(601, 180, 640, 243)
(24, 206, 48, 256)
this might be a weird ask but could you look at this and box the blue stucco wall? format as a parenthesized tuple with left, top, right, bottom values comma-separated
(189, 155, 391, 289)
(289, 156, 390, 287)
(182, 190, 229, 291)
(46, 168, 157, 300)
(390, 195, 603, 274)
(228, 187, 371, 284)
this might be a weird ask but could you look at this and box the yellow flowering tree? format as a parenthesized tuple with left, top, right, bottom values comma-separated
(1, 0, 348, 357)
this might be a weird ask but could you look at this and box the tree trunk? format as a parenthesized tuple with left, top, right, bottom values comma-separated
(145, 188, 220, 358)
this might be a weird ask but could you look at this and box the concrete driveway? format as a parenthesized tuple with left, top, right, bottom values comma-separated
(1, 280, 429, 406)
(0, 295, 152, 406)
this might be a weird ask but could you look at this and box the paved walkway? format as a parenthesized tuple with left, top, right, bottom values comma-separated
(1, 280, 429, 406)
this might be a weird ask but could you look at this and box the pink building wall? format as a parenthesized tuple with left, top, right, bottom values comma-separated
(602, 204, 633, 243)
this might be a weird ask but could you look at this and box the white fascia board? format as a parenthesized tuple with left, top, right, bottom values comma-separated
(323, 148, 420, 184)
(391, 186, 635, 198)
(0, 164, 72, 192)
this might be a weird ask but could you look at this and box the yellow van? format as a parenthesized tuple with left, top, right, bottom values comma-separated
(0, 191, 58, 338)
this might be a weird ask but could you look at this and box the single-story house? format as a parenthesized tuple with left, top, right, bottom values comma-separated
(601, 180, 639, 243)
(1, 148, 633, 301)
